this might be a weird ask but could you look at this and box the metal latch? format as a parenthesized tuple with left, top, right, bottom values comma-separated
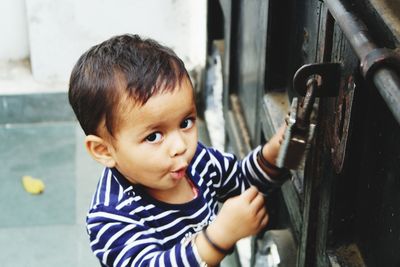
(276, 63, 341, 170)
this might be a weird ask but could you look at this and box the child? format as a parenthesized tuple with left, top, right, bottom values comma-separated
(69, 34, 290, 267)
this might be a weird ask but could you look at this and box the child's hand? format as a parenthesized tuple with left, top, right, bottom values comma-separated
(207, 186, 269, 249)
(262, 123, 286, 167)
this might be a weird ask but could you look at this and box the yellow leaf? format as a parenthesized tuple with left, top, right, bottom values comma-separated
(22, 175, 45, 194)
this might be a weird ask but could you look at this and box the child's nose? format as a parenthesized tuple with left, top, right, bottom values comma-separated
(169, 132, 187, 157)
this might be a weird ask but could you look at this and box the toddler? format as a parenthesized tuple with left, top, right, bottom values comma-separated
(69, 34, 289, 267)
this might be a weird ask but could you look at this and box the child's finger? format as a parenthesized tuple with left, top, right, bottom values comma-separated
(277, 123, 286, 136)
(256, 206, 267, 221)
(260, 213, 269, 228)
(241, 186, 259, 202)
(249, 192, 265, 210)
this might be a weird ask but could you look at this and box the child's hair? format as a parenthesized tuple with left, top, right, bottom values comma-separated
(68, 34, 190, 137)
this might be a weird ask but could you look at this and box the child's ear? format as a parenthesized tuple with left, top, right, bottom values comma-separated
(85, 135, 116, 168)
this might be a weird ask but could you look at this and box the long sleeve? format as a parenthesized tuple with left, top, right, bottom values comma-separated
(191, 143, 284, 202)
(87, 204, 202, 266)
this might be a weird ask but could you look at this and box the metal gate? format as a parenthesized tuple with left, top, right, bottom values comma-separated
(206, 0, 400, 266)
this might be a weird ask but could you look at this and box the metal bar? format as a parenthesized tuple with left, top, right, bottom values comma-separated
(324, 0, 400, 125)
(373, 68, 400, 116)
(324, 0, 376, 59)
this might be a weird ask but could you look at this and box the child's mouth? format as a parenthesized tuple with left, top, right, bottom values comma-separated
(171, 167, 186, 180)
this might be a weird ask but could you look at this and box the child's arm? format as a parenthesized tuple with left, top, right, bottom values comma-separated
(195, 186, 268, 266)
(204, 122, 289, 202)
(259, 123, 288, 178)
(190, 124, 287, 265)
(87, 188, 267, 267)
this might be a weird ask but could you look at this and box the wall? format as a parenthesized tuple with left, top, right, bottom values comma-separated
(0, 0, 207, 93)
(0, 0, 29, 61)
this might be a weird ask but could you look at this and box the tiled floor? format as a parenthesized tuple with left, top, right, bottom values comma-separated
(0, 121, 100, 267)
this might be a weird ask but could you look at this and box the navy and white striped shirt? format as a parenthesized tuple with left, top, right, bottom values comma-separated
(86, 142, 283, 266)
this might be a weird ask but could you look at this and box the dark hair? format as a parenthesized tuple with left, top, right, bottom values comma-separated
(68, 34, 190, 136)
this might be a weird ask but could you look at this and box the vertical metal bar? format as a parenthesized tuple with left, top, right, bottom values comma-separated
(324, 0, 400, 125)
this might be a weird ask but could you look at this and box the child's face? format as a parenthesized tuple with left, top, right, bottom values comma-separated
(107, 77, 198, 196)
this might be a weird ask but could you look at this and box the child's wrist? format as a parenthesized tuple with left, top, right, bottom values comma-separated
(259, 146, 282, 171)
(202, 227, 235, 254)
(206, 222, 236, 251)
(261, 141, 279, 165)
(259, 145, 291, 181)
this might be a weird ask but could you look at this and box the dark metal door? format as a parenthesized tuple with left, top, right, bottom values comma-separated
(208, 0, 400, 266)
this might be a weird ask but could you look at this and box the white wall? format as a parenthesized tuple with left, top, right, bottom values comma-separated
(26, 0, 207, 83)
(0, 0, 207, 92)
(0, 0, 29, 60)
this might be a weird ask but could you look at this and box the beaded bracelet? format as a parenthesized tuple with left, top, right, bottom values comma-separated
(202, 228, 234, 255)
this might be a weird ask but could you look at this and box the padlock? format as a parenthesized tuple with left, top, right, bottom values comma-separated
(276, 79, 319, 170)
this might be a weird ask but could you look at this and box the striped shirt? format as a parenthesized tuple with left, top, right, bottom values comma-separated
(86, 142, 283, 266)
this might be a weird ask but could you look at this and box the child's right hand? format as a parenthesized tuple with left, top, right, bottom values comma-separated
(207, 186, 269, 249)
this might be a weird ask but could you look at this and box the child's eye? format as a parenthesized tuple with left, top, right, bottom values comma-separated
(180, 117, 195, 129)
(145, 132, 162, 143)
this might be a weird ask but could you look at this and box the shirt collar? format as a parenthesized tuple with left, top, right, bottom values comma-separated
(110, 167, 134, 194)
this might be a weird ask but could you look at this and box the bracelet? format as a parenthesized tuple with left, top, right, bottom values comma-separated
(202, 228, 234, 255)
(257, 149, 291, 182)
(257, 148, 283, 172)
